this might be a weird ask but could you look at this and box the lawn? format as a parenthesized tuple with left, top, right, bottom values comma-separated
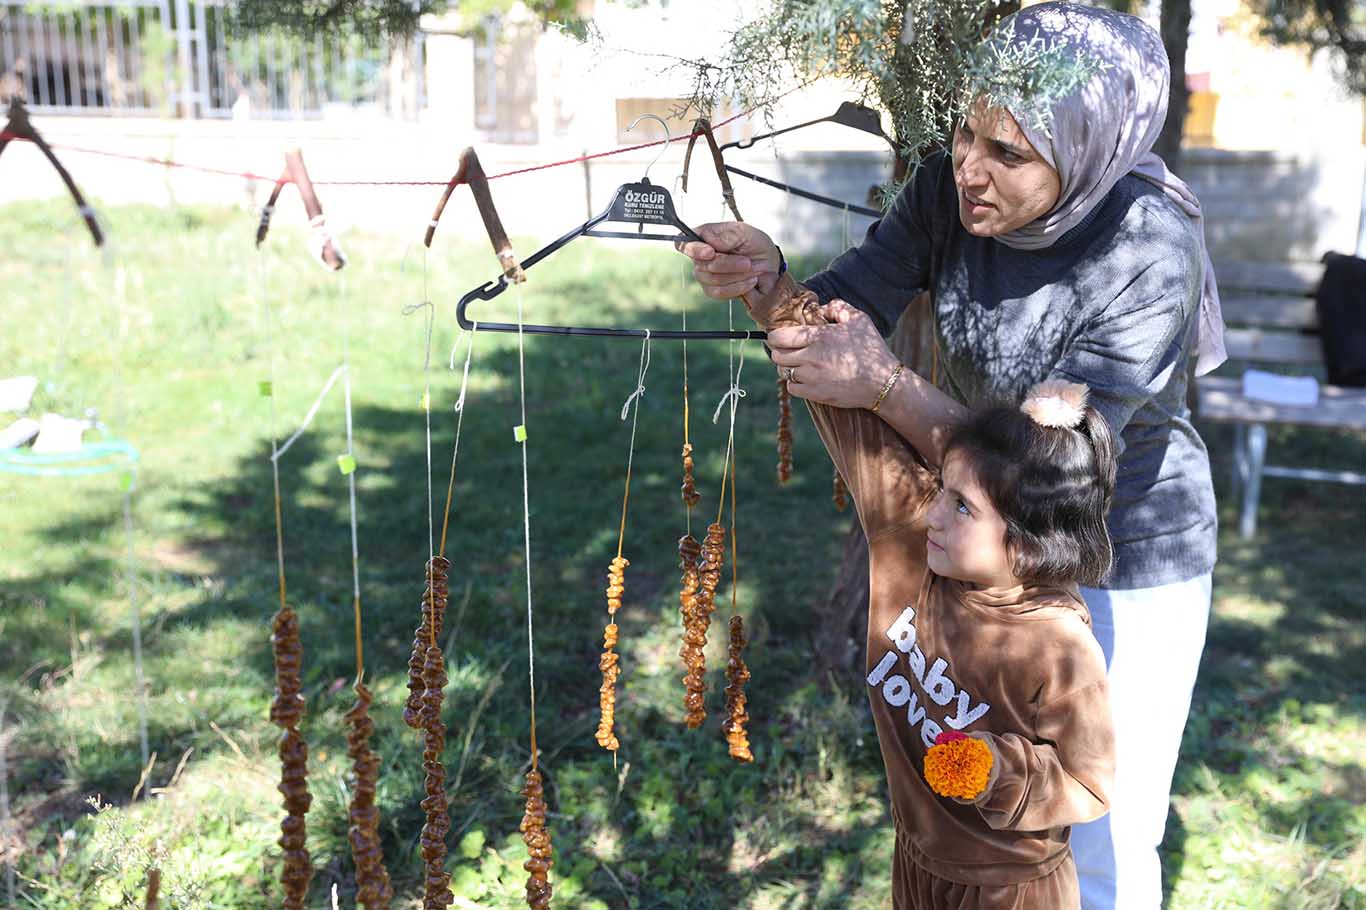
(0, 199, 1361, 910)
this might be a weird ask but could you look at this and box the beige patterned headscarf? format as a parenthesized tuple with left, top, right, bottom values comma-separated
(990, 2, 1226, 375)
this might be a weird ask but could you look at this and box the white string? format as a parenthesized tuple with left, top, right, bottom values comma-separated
(270, 364, 347, 462)
(722, 349, 746, 465)
(413, 251, 436, 569)
(674, 174, 690, 349)
(0, 700, 11, 905)
(713, 314, 750, 424)
(449, 322, 479, 376)
(341, 273, 361, 620)
(712, 368, 748, 424)
(444, 325, 479, 518)
(262, 250, 287, 616)
(513, 284, 538, 756)
(617, 332, 653, 510)
(124, 488, 149, 769)
(106, 254, 149, 771)
(619, 330, 652, 421)
(674, 174, 692, 535)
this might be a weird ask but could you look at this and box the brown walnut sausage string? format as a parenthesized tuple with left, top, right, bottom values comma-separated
(681, 442, 701, 507)
(345, 679, 393, 909)
(418, 635, 453, 910)
(405, 556, 450, 728)
(776, 378, 794, 484)
(677, 533, 704, 722)
(722, 615, 753, 762)
(270, 606, 313, 910)
(682, 521, 726, 728)
(520, 769, 553, 910)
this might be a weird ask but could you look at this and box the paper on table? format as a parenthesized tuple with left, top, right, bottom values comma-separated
(1241, 369, 1320, 407)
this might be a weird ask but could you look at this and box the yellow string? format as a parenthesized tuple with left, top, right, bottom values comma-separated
(728, 437, 738, 616)
(353, 593, 363, 684)
(438, 462, 458, 558)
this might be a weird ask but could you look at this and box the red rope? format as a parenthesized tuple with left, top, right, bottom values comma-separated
(0, 92, 791, 188)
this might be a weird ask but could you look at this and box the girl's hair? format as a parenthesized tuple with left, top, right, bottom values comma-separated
(942, 380, 1118, 587)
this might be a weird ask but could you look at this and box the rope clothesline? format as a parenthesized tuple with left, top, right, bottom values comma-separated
(0, 88, 801, 190)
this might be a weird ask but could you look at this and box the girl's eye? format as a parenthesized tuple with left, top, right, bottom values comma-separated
(1001, 149, 1024, 164)
(956, 498, 970, 516)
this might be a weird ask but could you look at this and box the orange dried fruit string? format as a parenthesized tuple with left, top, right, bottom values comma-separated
(720, 444, 753, 763)
(596, 334, 651, 757)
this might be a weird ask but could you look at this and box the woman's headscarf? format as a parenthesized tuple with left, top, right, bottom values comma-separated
(982, 2, 1226, 375)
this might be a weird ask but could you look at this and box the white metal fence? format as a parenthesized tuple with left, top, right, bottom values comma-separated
(0, 1, 424, 119)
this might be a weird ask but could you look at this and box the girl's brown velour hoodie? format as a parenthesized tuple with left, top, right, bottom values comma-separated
(749, 275, 1115, 900)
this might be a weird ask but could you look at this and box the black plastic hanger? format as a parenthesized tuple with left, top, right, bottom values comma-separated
(718, 100, 894, 153)
(714, 100, 890, 218)
(456, 115, 766, 341)
(724, 164, 881, 218)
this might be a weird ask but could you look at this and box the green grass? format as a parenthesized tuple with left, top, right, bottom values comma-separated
(1, 199, 1361, 910)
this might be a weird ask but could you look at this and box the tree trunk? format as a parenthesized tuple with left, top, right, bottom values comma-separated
(813, 519, 870, 678)
(1155, 0, 1193, 174)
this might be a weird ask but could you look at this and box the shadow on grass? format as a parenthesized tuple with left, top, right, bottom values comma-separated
(1159, 420, 1366, 903)
(8, 287, 888, 907)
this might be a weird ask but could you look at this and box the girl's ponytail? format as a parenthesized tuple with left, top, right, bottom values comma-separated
(1080, 403, 1118, 516)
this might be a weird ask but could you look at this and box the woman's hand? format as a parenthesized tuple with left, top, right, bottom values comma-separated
(769, 300, 901, 409)
(675, 222, 782, 299)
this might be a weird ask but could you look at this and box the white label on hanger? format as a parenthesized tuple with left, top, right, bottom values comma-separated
(612, 183, 671, 225)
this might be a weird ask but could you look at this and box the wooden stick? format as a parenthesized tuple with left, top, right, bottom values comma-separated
(425, 147, 524, 283)
(255, 168, 290, 248)
(682, 117, 742, 223)
(0, 99, 103, 246)
(254, 148, 345, 271)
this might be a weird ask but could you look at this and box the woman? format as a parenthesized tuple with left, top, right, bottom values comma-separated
(678, 5, 1224, 909)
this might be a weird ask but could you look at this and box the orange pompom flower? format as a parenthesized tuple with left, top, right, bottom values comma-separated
(924, 730, 994, 800)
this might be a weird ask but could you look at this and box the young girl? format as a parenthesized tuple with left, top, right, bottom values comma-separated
(745, 283, 1117, 909)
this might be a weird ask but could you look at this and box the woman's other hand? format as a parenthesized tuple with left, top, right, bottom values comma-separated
(769, 300, 900, 409)
(675, 222, 782, 299)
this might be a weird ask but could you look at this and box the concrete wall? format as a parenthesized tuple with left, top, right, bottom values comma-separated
(1183, 147, 1366, 263)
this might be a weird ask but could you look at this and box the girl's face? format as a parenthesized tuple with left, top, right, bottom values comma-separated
(926, 451, 1021, 590)
(951, 100, 1061, 237)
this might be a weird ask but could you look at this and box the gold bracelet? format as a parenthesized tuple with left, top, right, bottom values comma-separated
(870, 363, 905, 414)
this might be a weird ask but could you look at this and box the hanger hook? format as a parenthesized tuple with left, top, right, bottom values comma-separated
(627, 114, 671, 183)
